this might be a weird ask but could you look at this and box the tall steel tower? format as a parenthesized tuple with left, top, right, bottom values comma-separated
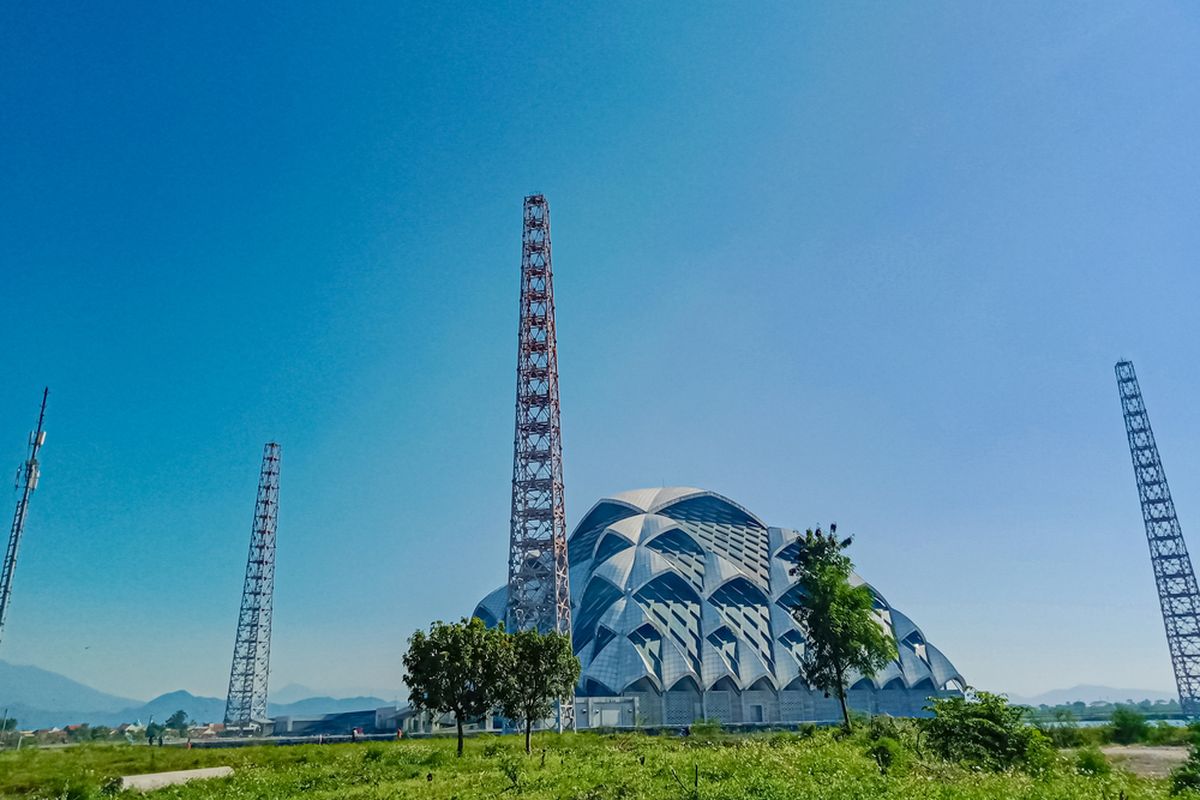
(1116, 361, 1200, 717)
(0, 389, 48, 651)
(224, 442, 281, 729)
(506, 194, 574, 727)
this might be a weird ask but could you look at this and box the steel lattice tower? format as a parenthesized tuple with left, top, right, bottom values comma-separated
(506, 194, 574, 728)
(1116, 361, 1200, 717)
(224, 442, 280, 729)
(0, 389, 48, 651)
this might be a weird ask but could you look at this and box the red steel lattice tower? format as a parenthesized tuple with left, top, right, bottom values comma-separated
(224, 442, 281, 729)
(506, 195, 574, 727)
(0, 388, 48, 651)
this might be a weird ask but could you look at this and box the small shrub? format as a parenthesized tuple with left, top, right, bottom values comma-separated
(690, 720, 722, 739)
(1148, 720, 1189, 746)
(1037, 708, 1082, 748)
(867, 736, 906, 775)
(1074, 745, 1110, 776)
(1173, 746, 1200, 795)
(362, 745, 384, 762)
(1109, 706, 1149, 745)
(499, 751, 523, 789)
(865, 714, 901, 742)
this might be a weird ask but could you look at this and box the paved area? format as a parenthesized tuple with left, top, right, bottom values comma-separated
(1101, 745, 1189, 778)
(120, 766, 234, 792)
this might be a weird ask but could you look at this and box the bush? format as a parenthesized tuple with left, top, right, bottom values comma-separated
(690, 719, 722, 739)
(1037, 708, 1082, 748)
(1074, 745, 1110, 776)
(867, 737, 907, 775)
(1109, 707, 1150, 745)
(1173, 746, 1200, 795)
(865, 714, 901, 742)
(923, 690, 1052, 772)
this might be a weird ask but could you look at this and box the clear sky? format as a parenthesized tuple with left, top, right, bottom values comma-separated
(2, 2, 1199, 702)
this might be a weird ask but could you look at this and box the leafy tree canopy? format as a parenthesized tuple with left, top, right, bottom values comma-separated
(402, 616, 509, 756)
(497, 628, 581, 754)
(787, 524, 896, 731)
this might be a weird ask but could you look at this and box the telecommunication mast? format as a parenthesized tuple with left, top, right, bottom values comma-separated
(1115, 361, 1200, 717)
(0, 389, 49, 651)
(224, 442, 281, 730)
(506, 195, 574, 729)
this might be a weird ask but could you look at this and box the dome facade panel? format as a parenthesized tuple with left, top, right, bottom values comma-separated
(478, 487, 965, 726)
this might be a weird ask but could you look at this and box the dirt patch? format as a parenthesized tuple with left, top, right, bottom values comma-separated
(1100, 745, 1189, 778)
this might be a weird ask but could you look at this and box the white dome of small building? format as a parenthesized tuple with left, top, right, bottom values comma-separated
(475, 487, 964, 727)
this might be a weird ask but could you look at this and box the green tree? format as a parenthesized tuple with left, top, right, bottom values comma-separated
(1108, 706, 1149, 745)
(403, 617, 508, 757)
(785, 525, 896, 731)
(497, 628, 581, 754)
(165, 710, 189, 735)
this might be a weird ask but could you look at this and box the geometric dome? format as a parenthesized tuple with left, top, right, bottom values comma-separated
(474, 487, 964, 708)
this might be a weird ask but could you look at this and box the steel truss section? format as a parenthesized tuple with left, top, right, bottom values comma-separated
(506, 195, 574, 729)
(224, 442, 281, 729)
(0, 389, 48, 651)
(1116, 361, 1200, 718)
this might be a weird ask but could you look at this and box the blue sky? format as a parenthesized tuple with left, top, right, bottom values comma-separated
(2, 2, 1199, 701)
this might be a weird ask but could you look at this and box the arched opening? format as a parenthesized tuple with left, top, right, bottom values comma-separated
(709, 676, 739, 693)
(669, 676, 701, 694)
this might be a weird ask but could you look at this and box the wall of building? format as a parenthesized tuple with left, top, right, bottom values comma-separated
(574, 687, 956, 728)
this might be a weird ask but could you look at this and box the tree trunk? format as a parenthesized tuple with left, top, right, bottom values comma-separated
(835, 663, 852, 732)
(524, 719, 532, 755)
(456, 714, 464, 757)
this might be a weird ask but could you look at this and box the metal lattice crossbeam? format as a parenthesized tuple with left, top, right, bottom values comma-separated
(506, 195, 574, 729)
(1116, 361, 1200, 718)
(224, 442, 281, 728)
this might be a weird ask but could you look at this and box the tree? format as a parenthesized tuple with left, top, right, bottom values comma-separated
(785, 524, 896, 731)
(166, 709, 189, 735)
(1109, 706, 1149, 745)
(403, 617, 508, 757)
(497, 628, 581, 754)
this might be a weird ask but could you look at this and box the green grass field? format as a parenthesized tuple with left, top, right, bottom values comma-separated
(0, 730, 1176, 799)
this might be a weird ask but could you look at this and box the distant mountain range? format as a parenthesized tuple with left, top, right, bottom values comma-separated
(1005, 685, 1177, 706)
(0, 661, 390, 729)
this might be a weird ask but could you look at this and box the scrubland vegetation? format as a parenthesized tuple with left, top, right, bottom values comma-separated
(3, 694, 1199, 800)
